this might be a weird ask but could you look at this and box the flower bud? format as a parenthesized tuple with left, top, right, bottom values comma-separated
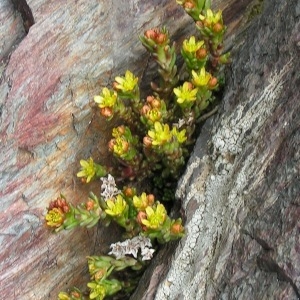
(70, 291, 81, 299)
(121, 140, 129, 152)
(100, 107, 113, 117)
(49, 197, 70, 213)
(151, 98, 161, 109)
(141, 104, 151, 115)
(124, 187, 134, 197)
(143, 136, 152, 148)
(146, 95, 155, 103)
(117, 125, 125, 134)
(145, 29, 157, 40)
(86, 200, 95, 211)
(112, 81, 119, 90)
(147, 194, 155, 206)
(184, 1, 195, 9)
(108, 139, 115, 151)
(208, 77, 218, 89)
(136, 211, 147, 225)
(156, 33, 167, 44)
(170, 223, 183, 234)
(186, 82, 194, 90)
(213, 22, 223, 33)
(196, 48, 207, 59)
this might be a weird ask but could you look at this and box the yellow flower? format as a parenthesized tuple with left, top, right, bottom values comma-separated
(77, 158, 96, 183)
(105, 195, 127, 216)
(182, 36, 205, 53)
(114, 70, 138, 92)
(142, 203, 167, 229)
(192, 68, 211, 87)
(94, 87, 117, 108)
(133, 193, 149, 210)
(171, 127, 187, 144)
(147, 122, 172, 146)
(147, 108, 162, 123)
(45, 208, 64, 228)
(87, 282, 106, 300)
(173, 82, 198, 104)
(112, 137, 129, 157)
(199, 9, 222, 25)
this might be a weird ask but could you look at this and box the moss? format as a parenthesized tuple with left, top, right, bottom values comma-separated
(247, 0, 264, 22)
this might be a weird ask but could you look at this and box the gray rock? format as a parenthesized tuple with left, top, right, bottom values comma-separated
(139, 0, 300, 299)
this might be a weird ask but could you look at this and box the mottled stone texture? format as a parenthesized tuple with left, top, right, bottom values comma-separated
(132, 0, 300, 299)
(0, 0, 272, 299)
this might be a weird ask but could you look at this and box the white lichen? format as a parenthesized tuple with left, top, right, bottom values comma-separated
(109, 236, 155, 261)
(100, 174, 120, 200)
(154, 59, 293, 299)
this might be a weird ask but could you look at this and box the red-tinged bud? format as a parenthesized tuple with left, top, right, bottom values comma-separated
(170, 223, 184, 234)
(70, 291, 81, 299)
(121, 140, 129, 152)
(147, 194, 155, 206)
(124, 187, 134, 197)
(156, 33, 167, 44)
(117, 125, 125, 134)
(143, 136, 152, 148)
(213, 22, 223, 33)
(151, 98, 161, 109)
(184, 2, 195, 9)
(86, 200, 95, 211)
(49, 197, 70, 213)
(186, 81, 194, 90)
(196, 48, 207, 59)
(146, 95, 155, 103)
(100, 107, 113, 117)
(141, 105, 151, 115)
(108, 139, 116, 151)
(145, 29, 158, 40)
(137, 211, 147, 227)
(112, 81, 119, 90)
(208, 77, 218, 89)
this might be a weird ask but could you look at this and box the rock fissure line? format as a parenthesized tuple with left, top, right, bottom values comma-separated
(257, 255, 300, 298)
(11, 0, 34, 33)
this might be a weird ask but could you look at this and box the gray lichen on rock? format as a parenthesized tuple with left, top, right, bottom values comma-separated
(155, 58, 298, 298)
(153, 0, 299, 297)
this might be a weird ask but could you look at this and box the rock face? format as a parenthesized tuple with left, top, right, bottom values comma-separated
(0, 2, 189, 299)
(1, 0, 292, 299)
(133, 0, 300, 299)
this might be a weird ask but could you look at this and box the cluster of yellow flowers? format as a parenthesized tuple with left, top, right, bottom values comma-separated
(48, 1, 230, 299)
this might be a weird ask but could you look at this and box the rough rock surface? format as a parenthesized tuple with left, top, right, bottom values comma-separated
(0, 0, 280, 299)
(133, 0, 300, 299)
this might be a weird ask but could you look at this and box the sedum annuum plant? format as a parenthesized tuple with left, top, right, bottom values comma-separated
(46, 0, 230, 299)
